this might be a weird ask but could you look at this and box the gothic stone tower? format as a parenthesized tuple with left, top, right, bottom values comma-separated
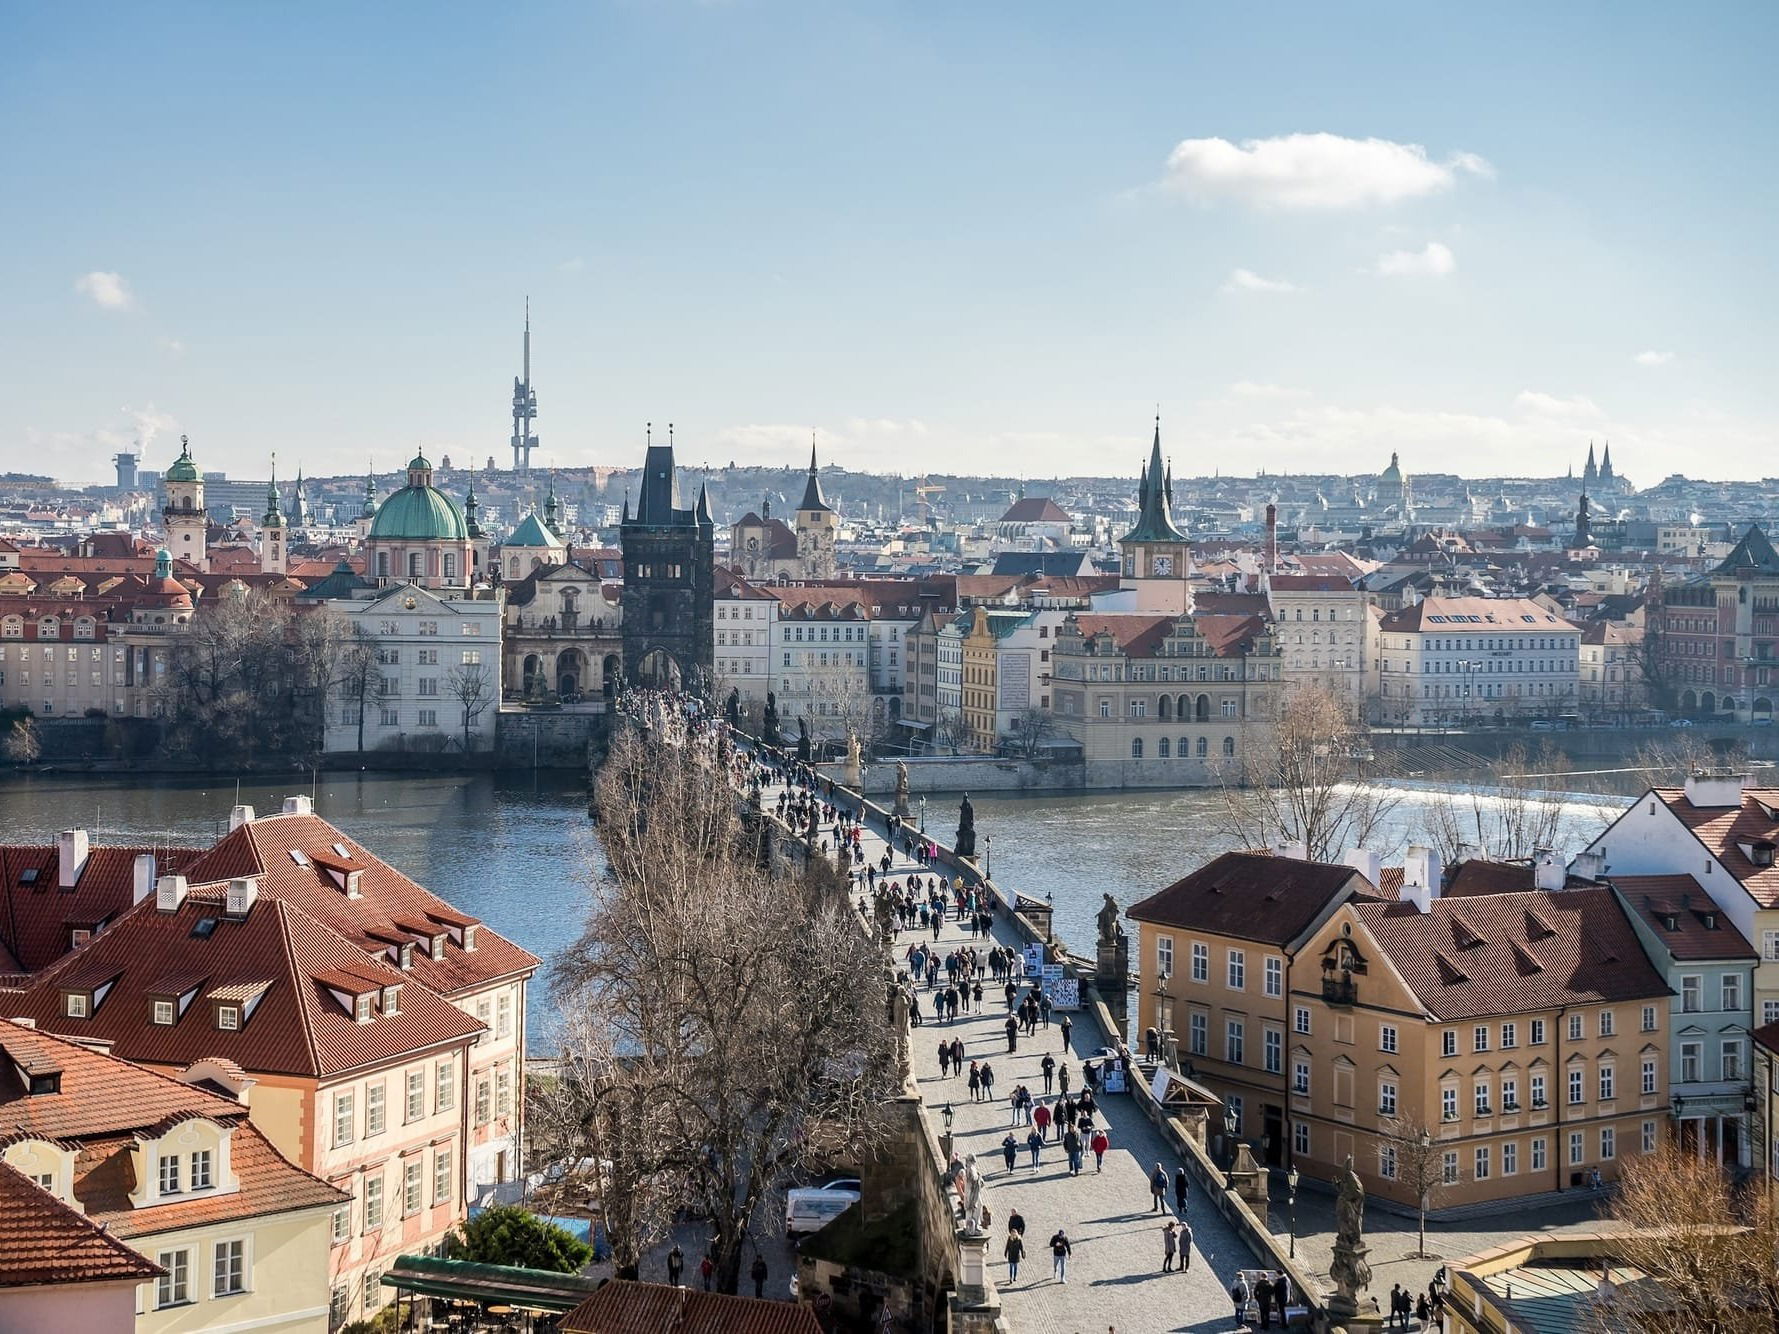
(161, 435, 208, 572)
(794, 442, 838, 579)
(620, 427, 714, 691)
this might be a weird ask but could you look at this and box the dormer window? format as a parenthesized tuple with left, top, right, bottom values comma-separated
(354, 994, 374, 1024)
(398, 942, 414, 971)
(431, 934, 446, 960)
(153, 1000, 176, 1025)
(70, 928, 90, 949)
(64, 992, 88, 1019)
(382, 985, 401, 1016)
(462, 924, 478, 953)
(216, 1005, 239, 1031)
(159, 1154, 180, 1195)
(27, 1072, 59, 1096)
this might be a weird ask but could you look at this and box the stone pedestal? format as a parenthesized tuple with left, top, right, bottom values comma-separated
(947, 1230, 1004, 1334)
(1328, 1237, 1376, 1327)
(1096, 935, 1129, 987)
(1229, 1142, 1269, 1207)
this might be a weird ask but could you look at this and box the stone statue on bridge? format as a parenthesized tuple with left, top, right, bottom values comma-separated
(761, 692, 782, 748)
(844, 730, 862, 788)
(892, 761, 912, 820)
(955, 792, 977, 859)
(1328, 1153, 1374, 1319)
(961, 1154, 985, 1234)
(1096, 892, 1126, 950)
(724, 687, 741, 729)
(796, 716, 812, 764)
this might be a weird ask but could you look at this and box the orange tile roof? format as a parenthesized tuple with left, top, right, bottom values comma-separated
(0, 1160, 162, 1287)
(561, 1279, 823, 1334)
(1128, 851, 1364, 946)
(1072, 614, 1175, 658)
(1652, 787, 1779, 908)
(0, 845, 206, 973)
(1614, 875, 1759, 961)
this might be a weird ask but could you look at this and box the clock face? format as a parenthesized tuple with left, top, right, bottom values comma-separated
(1153, 555, 1173, 576)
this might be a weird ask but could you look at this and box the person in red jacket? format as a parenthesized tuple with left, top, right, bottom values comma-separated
(1090, 1127, 1110, 1172)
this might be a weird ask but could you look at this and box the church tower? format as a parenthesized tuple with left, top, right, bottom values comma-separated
(620, 424, 715, 690)
(357, 466, 378, 541)
(261, 457, 286, 575)
(1582, 441, 1599, 490)
(793, 440, 838, 579)
(1599, 441, 1617, 492)
(161, 435, 208, 572)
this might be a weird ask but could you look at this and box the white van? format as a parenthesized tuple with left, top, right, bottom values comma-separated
(784, 1179, 860, 1236)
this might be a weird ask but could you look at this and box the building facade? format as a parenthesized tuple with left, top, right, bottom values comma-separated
(1652, 524, 1779, 721)
(1373, 596, 1580, 727)
(619, 436, 714, 690)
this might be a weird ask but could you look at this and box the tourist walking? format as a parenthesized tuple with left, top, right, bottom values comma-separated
(1257, 1274, 1274, 1329)
(967, 1062, 981, 1102)
(950, 1038, 964, 1073)
(1090, 1127, 1109, 1172)
(1033, 1101, 1051, 1141)
(1149, 1163, 1169, 1212)
(1004, 1229, 1025, 1282)
(1041, 1053, 1056, 1093)
(1026, 1127, 1043, 1169)
(1174, 1165, 1189, 1215)
(938, 1041, 951, 1077)
(700, 1253, 714, 1291)
(1231, 1274, 1251, 1329)
(1178, 1219, 1193, 1272)
(1059, 1015, 1073, 1051)
(1063, 1126, 1083, 1175)
(750, 1255, 768, 1299)
(980, 1062, 996, 1102)
(667, 1244, 683, 1287)
(1058, 1062, 1071, 1096)
(1050, 1229, 1072, 1283)
(1005, 1015, 1019, 1053)
(1162, 1219, 1179, 1272)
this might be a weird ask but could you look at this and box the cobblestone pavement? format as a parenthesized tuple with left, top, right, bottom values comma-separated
(763, 770, 1277, 1334)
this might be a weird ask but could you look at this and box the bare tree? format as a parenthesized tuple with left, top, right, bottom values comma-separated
(1377, 1115, 1449, 1259)
(1591, 1144, 1779, 1332)
(445, 663, 494, 753)
(1009, 706, 1054, 759)
(4, 716, 40, 766)
(555, 727, 898, 1293)
(801, 657, 873, 748)
(935, 706, 970, 756)
(331, 622, 381, 755)
(1419, 743, 1574, 864)
(1214, 682, 1402, 862)
(1634, 733, 1750, 786)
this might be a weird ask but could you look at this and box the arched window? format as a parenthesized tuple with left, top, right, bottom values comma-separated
(376, 551, 390, 578)
(509, 558, 520, 578)
(408, 552, 423, 579)
(1158, 695, 1171, 721)
(1196, 736, 1208, 758)
(1158, 737, 1170, 758)
(1196, 694, 1211, 722)
(443, 553, 457, 581)
(1131, 738, 1144, 759)
(1223, 736, 1236, 756)
(1178, 736, 1189, 757)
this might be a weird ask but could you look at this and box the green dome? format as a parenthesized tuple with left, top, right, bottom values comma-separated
(368, 483, 468, 541)
(164, 440, 200, 483)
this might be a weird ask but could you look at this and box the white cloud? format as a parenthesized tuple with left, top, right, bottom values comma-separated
(74, 271, 135, 310)
(1221, 268, 1299, 294)
(156, 336, 186, 357)
(1227, 380, 1307, 399)
(1633, 349, 1675, 367)
(1162, 133, 1491, 210)
(558, 257, 585, 274)
(1514, 390, 1604, 420)
(1374, 241, 1455, 278)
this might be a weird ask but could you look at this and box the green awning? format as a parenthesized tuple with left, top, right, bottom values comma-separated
(381, 1255, 604, 1313)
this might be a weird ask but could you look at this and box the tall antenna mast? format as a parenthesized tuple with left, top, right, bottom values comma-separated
(510, 297, 539, 472)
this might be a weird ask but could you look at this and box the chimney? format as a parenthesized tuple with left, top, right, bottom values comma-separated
(10, 1018, 35, 1029)
(1273, 842, 1309, 862)
(1265, 503, 1278, 576)
(1403, 846, 1442, 914)
(225, 877, 258, 918)
(1569, 850, 1606, 883)
(229, 804, 256, 832)
(1533, 849, 1567, 892)
(281, 795, 313, 816)
(57, 830, 89, 889)
(1684, 771, 1745, 810)
(155, 875, 188, 913)
(132, 854, 156, 905)
(1342, 847, 1383, 887)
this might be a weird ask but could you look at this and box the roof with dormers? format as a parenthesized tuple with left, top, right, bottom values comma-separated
(1650, 786, 1779, 908)
(0, 844, 206, 974)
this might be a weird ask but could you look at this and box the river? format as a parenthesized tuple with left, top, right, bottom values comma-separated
(0, 772, 1629, 1045)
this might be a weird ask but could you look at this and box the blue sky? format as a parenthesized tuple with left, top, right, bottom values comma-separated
(3, 1, 1775, 486)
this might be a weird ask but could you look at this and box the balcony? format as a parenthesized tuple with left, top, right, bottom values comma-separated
(1322, 975, 1357, 1006)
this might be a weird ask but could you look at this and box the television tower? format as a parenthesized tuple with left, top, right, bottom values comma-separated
(510, 298, 539, 472)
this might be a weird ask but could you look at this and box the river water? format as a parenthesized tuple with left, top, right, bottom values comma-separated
(0, 772, 1630, 1045)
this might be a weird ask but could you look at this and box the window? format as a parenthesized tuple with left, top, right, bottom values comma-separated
(434, 1151, 452, 1205)
(364, 1175, 384, 1230)
(1642, 1120, 1658, 1154)
(1642, 1005, 1657, 1033)
(1569, 1130, 1585, 1166)
(65, 993, 87, 1018)
(1569, 1068, 1585, 1105)
(1641, 1057, 1658, 1096)
(1473, 1025, 1489, 1053)
(1531, 1073, 1547, 1108)
(191, 1150, 212, 1191)
(366, 1084, 386, 1136)
(1601, 1127, 1616, 1161)
(1190, 942, 1208, 983)
(1294, 1006, 1311, 1035)
(406, 1070, 426, 1122)
(1568, 1013, 1584, 1041)
(1474, 1146, 1491, 1181)
(1292, 1057, 1310, 1094)
(364, 1270, 382, 1312)
(1156, 936, 1174, 978)
(332, 1203, 350, 1245)
(157, 1249, 190, 1308)
(1379, 1143, 1398, 1179)
(1475, 1081, 1492, 1116)
(1530, 1019, 1546, 1046)
(417, 709, 438, 728)
(1225, 1019, 1245, 1065)
(1293, 1121, 1309, 1156)
(334, 1091, 355, 1148)
(1227, 949, 1246, 990)
(474, 1077, 491, 1126)
(1442, 1151, 1459, 1185)
(1264, 956, 1282, 998)
(1723, 975, 1744, 1012)
(1724, 1039, 1746, 1081)
(1531, 1137, 1547, 1171)
(496, 1065, 513, 1115)
(404, 1160, 422, 1215)
(153, 999, 175, 1025)
(217, 1005, 239, 1031)
(1502, 1077, 1519, 1111)
(1599, 1065, 1615, 1101)
(1681, 1040, 1702, 1083)
(436, 1061, 455, 1112)
(1442, 1087, 1458, 1121)
(1681, 976, 1702, 1012)
(159, 1154, 181, 1195)
(1442, 1030, 1457, 1058)
(1380, 1080, 1397, 1116)
(1379, 1024, 1398, 1054)
(1501, 1022, 1517, 1049)
(355, 993, 374, 1023)
(1189, 1012, 1207, 1055)
(213, 1239, 246, 1297)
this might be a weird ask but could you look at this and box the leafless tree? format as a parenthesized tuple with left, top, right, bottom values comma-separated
(1419, 743, 1575, 864)
(935, 706, 970, 756)
(1214, 682, 1401, 862)
(330, 622, 381, 755)
(801, 657, 873, 747)
(1377, 1115, 1449, 1259)
(1589, 1144, 1779, 1332)
(555, 728, 898, 1293)
(1633, 733, 1750, 786)
(4, 716, 40, 766)
(1009, 706, 1054, 759)
(445, 663, 494, 753)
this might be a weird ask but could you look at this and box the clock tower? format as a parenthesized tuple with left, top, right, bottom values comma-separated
(1117, 417, 1191, 609)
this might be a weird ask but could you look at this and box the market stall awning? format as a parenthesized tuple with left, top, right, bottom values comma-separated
(381, 1255, 604, 1313)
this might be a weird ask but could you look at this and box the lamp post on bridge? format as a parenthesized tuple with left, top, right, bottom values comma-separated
(1287, 1164, 1300, 1259)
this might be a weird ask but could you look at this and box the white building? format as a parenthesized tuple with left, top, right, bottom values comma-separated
(1373, 595, 1579, 727)
(1266, 573, 1371, 707)
(317, 583, 504, 754)
(714, 570, 777, 710)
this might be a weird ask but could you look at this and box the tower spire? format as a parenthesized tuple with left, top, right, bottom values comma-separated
(510, 299, 538, 472)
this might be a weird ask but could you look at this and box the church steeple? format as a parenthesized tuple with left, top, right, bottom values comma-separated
(1121, 415, 1186, 544)
(263, 455, 284, 528)
(544, 473, 561, 528)
(798, 436, 832, 514)
(1583, 440, 1598, 488)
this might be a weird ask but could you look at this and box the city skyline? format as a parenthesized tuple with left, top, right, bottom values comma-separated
(5, 2, 1778, 484)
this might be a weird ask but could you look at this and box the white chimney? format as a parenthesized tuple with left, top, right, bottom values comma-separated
(225, 877, 258, 917)
(1403, 846, 1443, 914)
(155, 874, 188, 913)
(282, 795, 313, 816)
(1273, 842, 1310, 862)
(1342, 847, 1383, 887)
(10, 1018, 35, 1029)
(132, 854, 156, 905)
(1684, 772, 1745, 809)
(57, 830, 89, 889)
(1570, 851, 1606, 883)
(1533, 849, 1567, 892)
(229, 804, 256, 832)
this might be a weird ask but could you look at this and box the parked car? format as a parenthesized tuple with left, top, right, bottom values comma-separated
(785, 1179, 861, 1237)
(1671, 718, 1695, 728)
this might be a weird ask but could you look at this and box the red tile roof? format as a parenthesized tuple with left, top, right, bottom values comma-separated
(0, 845, 205, 973)
(1652, 787, 1779, 908)
(1614, 875, 1759, 961)
(1351, 888, 1668, 1021)
(1073, 614, 1175, 658)
(561, 1280, 822, 1334)
(9, 893, 484, 1079)
(178, 812, 538, 997)
(1267, 575, 1355, 592)
(0, 1160, 162, 1287)
(1127, 851, 1365, 947)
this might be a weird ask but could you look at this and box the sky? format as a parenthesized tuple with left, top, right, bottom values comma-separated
(3, 1, 1777, 487)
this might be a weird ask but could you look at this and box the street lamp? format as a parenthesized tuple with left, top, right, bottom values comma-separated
(919, 795, 927, 834)
(1224, 1105, 1240, 1168)
(1287, 1165, 1300, 1259)
(985, 835, 993, 880)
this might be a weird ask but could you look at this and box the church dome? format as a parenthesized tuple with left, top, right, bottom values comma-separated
(368, 484, 468, 541)
(164, 439, 200, 483)
(1379, 452, 1402, 483)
